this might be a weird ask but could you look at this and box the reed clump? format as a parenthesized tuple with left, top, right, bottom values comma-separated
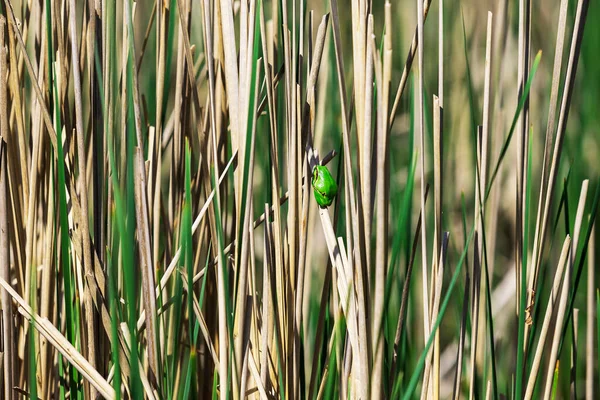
(0, 0, 597, 399)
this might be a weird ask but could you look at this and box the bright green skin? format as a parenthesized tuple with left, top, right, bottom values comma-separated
(312, 165, 338, 207)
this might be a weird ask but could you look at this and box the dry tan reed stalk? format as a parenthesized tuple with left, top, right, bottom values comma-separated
(516, 0, 532, 302)
(524, 235, 571, 400)
(3, 4, 28, 294)
(571, 309, 579, 398)
(4, 13, 26, 213)
(421, 233, 448, 400)
(416, 0, 431, 367)
(586, 225, 595, 399)
(541, 248, 573, 400)
(469, 232, 482, 400)
(452, 270, 470, 400)
(527, 0, 590, 346)
(432, 96, 442, 400)
(371, 5, 391, 393)
(67, 2, 97, 396)
(0, 140, 13, 399)
(134, 147, 161, 384)
(471, 13, 494, 391)
(0, 13, 13, 397)
(328, 0, 371, 395)
(20, 20, 44, 380)
(197, 0, 231, 395)
(361, 16, 373, 294)
(260, 203, 273, 394)
(233, 57, 261, 400)
(39, 141, 56, 400)
(525, 0, 569, 351)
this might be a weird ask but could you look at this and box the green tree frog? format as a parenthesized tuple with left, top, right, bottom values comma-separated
(312, 165, 338, 207)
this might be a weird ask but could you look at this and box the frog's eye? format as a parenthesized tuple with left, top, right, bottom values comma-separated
(312, 166, 319, 181)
